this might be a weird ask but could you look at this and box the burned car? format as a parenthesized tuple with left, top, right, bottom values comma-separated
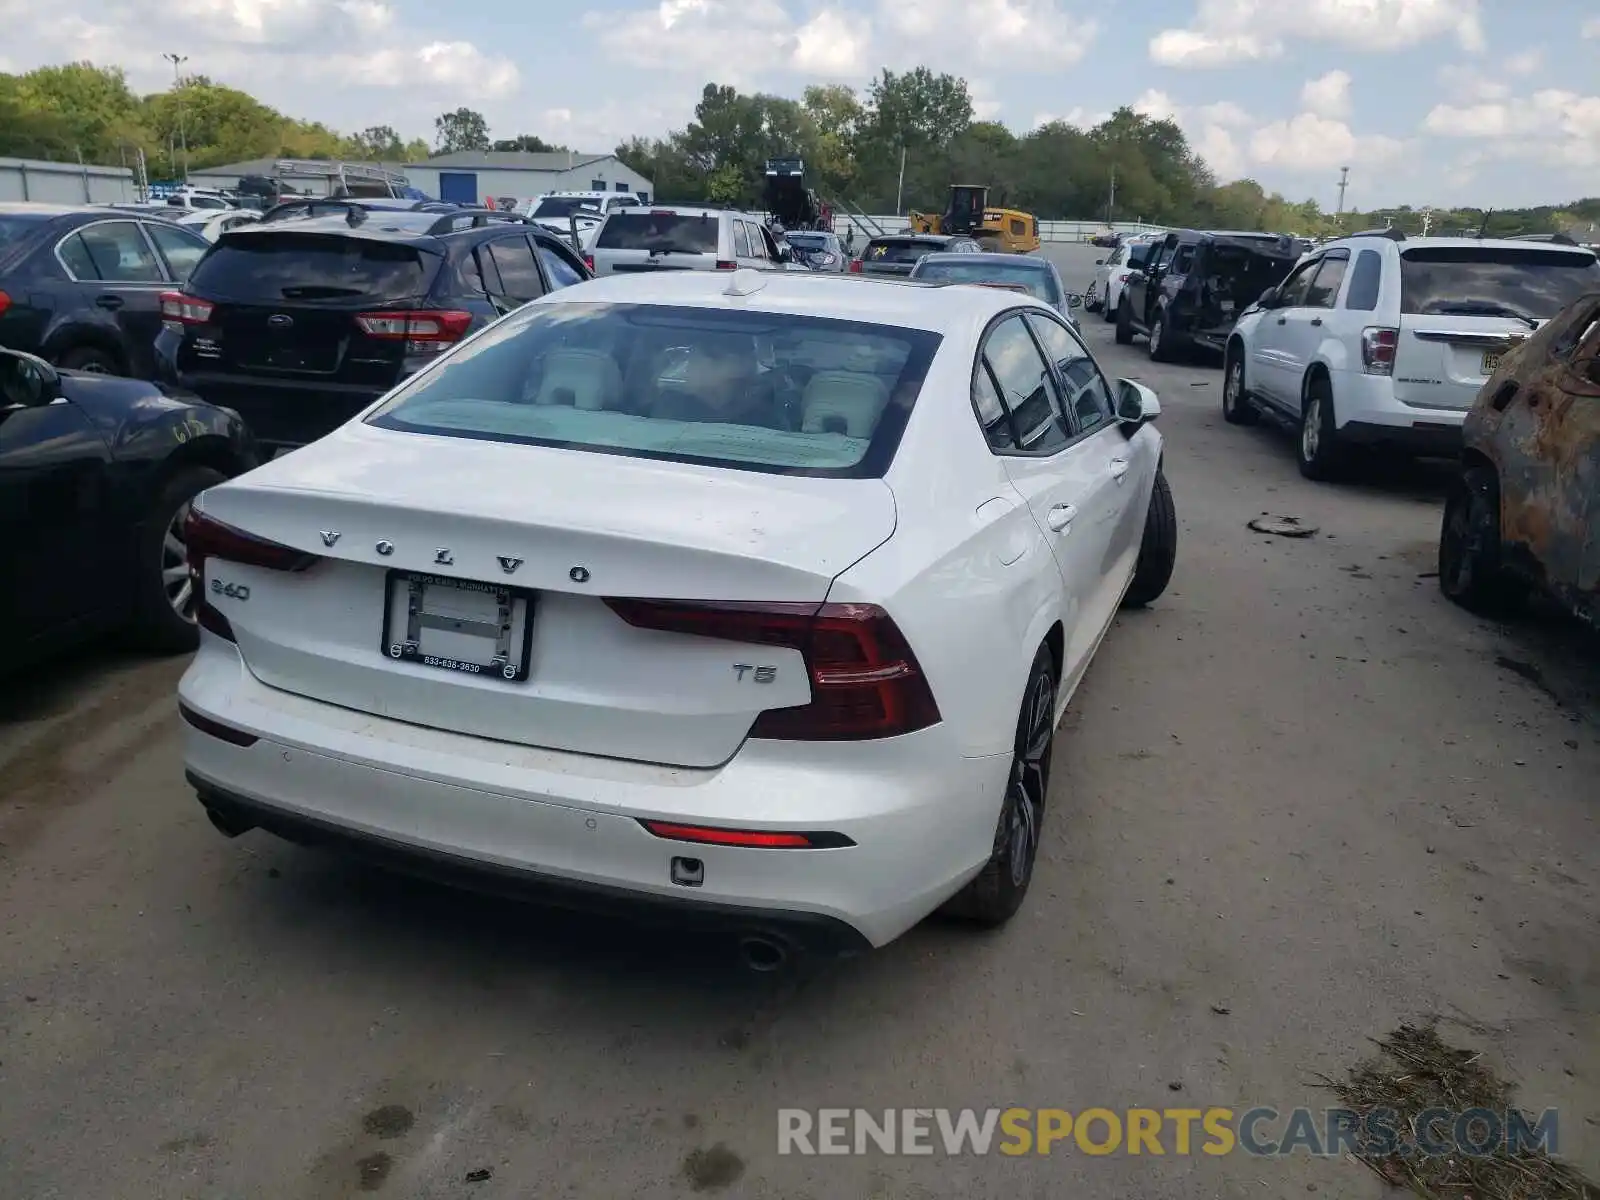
(1115, 229, 1301, 361)
(1439, 291, 1600, 627)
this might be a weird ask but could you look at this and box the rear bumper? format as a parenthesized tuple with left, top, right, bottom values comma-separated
(178, 639, 1010, 951)
(1332, 371, 1466, 455)
(160, 357, 389, 452)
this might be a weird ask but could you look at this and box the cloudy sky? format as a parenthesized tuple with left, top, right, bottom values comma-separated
(4, 0, 1598, 211)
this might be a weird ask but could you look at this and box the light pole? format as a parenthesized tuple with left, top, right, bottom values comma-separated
(164, 53, 189, 182)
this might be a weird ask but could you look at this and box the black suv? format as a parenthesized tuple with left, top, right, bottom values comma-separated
(154, 207, 593, 455)
(1115, 229, 1301, 361)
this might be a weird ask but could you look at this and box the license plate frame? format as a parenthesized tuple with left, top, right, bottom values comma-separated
(1481, 350, 1503, 375)
(379, 570, 535, 683)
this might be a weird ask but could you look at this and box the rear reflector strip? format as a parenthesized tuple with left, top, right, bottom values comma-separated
(178, 702, 259, 747)
(639, 821, 854, 849)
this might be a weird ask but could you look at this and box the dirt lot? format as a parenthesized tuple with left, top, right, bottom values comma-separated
(2, 244, 1597, 1199)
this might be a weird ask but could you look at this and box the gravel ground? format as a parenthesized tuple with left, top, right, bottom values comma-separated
(1, 242, 1596, 1200)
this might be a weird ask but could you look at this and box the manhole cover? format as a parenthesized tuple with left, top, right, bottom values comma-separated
(1248, 516, 1319, 538)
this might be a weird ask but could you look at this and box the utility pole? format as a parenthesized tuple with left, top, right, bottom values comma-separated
(1107, 167, 1117, 225)
(164, 53, 189, 182)
(1334, 166, 1349, 227)
(895, 145, 907, 216)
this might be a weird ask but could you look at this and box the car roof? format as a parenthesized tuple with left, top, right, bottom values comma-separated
(603, 205, 750, 219)
(226, 210, 555, 247)
(1330, 234, 1596, 254)
(0, 202, 103, 218)
(525, 268, 1044, 332)
(917, 252, 1048, 267)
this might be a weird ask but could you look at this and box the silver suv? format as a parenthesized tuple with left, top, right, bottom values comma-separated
(588, 206, 789, 276)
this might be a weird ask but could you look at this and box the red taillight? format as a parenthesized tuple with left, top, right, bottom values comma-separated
(714, 260, 737, 271)
(160, 290, 213, 333)
(582, 253, 594, 271)
(639, 821, 852, 849)
(185, 508, 320, 643)
(0, 289, 11, 316)
(848, 259, 863, 273)
(178, 701, 259, 747)
(354, 309, 473, 355)
(650, 209, 677, 216)
(603, 599, 941, 740)
(1361, 327, 1399, 375)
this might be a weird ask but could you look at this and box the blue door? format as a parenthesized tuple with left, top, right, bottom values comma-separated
(438, 172, 478, 204)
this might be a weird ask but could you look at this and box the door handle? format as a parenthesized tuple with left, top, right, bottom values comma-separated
(1310, 317, 1323, 326)
(1275, 316, 1287, 325)
(1045, 504, 1077, 532)
(95, 294, 124, 310)
(1108, 457, 1130, 482)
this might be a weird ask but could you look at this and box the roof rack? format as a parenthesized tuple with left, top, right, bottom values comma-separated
(260, 198, 377, 223)
(424, 209, 531, 235)
(1345, 226, 1406, 241)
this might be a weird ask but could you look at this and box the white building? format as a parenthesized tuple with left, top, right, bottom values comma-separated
(0, 156, 138, 205)
(187, 151, 653, 207)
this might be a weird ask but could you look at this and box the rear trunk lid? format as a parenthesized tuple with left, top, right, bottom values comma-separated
(860, 239, 943, 276)
(1194, 239, 1298, 340)
(1392, 244, 1600, 411)
(591, 211, 719, 276)
(196, 424, 899, 768)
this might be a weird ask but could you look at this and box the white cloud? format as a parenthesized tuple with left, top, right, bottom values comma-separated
(1583, 16, 1600, 37)
(1503, 48, 1542, 75)
(879, 0, 1098, 71)
(1300, 69, 1351, 119)
(1436, 63, 1510, 104)
(1422, 88, 1600, 169)
(1033, 108, 1111, 129)
(590, 0, 799, 77)
(1250, 112, 1406, 171)
(1151, 0, 1483, 68)
(794, 10, 870, 75)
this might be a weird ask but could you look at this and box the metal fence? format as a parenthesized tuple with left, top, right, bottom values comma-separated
(0, 157, 139, 205)
(832, 215, 1165, 243)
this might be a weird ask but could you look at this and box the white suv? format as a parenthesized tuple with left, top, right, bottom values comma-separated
(1222, 231, 1600, 479)
(588, 206, 789, 276)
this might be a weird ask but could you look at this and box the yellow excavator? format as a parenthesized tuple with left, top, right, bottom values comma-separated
(908, 184, 1040, 253)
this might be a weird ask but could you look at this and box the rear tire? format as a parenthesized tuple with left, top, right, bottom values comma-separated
(1123, 471, 1177, 608)
(943, 645, 1056, 927)
(1221, 349, 1259, 425)
(1439, 466, 1524, 615)
(131, 466, 227, 653)
(57, 345, 122, 375)
(1296, 374, 1347, 481)
(1114, 298, 1134, 344)
(1102, 287, 1118, 323)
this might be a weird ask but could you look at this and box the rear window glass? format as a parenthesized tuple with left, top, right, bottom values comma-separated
(0, 213, 49, 251)
(367, 302, 942, 478)
(188, 232, 436, 302)
(912, 259, 1060, 304)
(1400, 247, 1600, 319)
(532, 197, 603, 218)
(1127, 243, 1152, 267)
(785, 233, 827, 250)
(595, 213, 718, 254)
(865, 239, 941, 264)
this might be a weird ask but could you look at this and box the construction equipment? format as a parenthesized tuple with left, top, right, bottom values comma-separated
(907, 184, 1040, 254)
(764, 157, 829, 230)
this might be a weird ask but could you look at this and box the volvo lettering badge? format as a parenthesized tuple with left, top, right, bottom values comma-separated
(319, 530, 341, 547)
(497, 556, 523, 574)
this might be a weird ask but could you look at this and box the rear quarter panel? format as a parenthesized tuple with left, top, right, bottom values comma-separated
(827, 315, 1066, 760)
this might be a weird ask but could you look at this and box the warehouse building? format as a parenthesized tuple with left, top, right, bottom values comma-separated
(186, 151, 652, 206)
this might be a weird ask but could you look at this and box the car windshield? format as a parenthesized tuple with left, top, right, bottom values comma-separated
(913, 259, 1060, 304)
(785, 233, 828, 250)
(1400, 247, 1600, 319)
(595, 213, 719, 254)
(0, 213, 50, 250)
(532, 197, 603, 218)
(367, 302, 942, 477)
(186, 231, 436, 302)
(865, 239, 942, 264)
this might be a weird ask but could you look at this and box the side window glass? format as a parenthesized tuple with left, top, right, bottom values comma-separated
(733, 222, 752, 258)
(754, 225, 776, 261)
(1173, 246, 1195, 273)
(145, 222, 207, 280)
(75, 221, 163, 282)
(983, 315, 1068, 453)
(57, 232, 98, 279)
(972, 364, 1014, 452)
(1028, 314, 1114, 434)
(537, 244, 585, 289)
(486, 236, 544, 301)
(1277, 260, 1318, 307)
(1343, 249, 1382, 311)
(1305, 251, 1349, 309)
(1152, 244, 1176, 272)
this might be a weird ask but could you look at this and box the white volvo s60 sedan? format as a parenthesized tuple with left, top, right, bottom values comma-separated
(177, 267, 1177, 963)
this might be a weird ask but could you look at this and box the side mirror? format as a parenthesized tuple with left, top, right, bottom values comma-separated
(1095, 258, 1105, 265)
(1115, 378, 1161, 425)
(1066, 293, 1084, 309)
(0, 349, 62, 408)
(1258, 287, 1278, 308)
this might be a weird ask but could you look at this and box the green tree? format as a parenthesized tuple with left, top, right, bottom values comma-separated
(492, 134, 567, 153)
(0, 75, 79, 159)
(434, 107, 490, 154)
(705, 163, 744, 205)
(802, 84, 862, 196)
(352, 124, 405, 159)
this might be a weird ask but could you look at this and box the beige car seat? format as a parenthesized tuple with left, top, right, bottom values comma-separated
(532, 348, 623, 410)
(799, 371, 890, 437)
